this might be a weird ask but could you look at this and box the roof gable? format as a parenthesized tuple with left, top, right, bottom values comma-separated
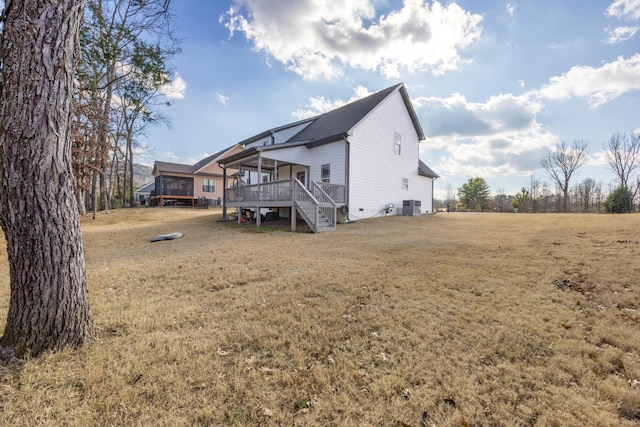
(287, 84, 401, 145)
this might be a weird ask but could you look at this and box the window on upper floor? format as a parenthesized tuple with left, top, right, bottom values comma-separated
(202, 178, 215, 193)
(321, 164, 330, 182)
(402, 177, 409, 190)
(394, 132, 401, 155)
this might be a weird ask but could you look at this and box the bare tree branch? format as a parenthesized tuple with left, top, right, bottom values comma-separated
(540, 140, 589, 212)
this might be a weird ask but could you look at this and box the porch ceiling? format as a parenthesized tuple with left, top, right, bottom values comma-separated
(221, 153, 298, 172)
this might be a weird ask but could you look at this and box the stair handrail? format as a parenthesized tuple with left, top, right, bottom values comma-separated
(293, 178, 319, 232)
(312, 181, 337, 229)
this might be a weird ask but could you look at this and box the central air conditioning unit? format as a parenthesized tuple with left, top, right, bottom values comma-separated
(402, 200, 421, 216)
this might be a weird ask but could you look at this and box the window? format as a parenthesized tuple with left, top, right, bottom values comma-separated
(202, 178, 215, 193)
(394, 132, 401, 155)
(402, 178, 409, 190)
(321, 164, 330, 182)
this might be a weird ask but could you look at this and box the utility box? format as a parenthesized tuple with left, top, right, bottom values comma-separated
(402, 200, 421, 216)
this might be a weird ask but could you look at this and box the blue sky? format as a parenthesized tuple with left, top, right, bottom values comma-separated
(146, 0, 640, 198)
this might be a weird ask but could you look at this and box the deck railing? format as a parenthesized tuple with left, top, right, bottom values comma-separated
(312, 181, 337, 228)
(223, 178, 344, 232)
(225, 180, 293, 203)
(314, 181, 346, 204)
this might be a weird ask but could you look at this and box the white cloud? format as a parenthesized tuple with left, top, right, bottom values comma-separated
(415, 92, 555, 178)
(506, 2, 516, 17)
(605, 25, 639, 43)
(216, 93, 230, 105)
(165, 151, 179, 160)
(161, 73, 187, 100)
(606, 0, 640, 20)
(292, 85, 373, 119)
(221, 0, 482, 80)
(533, 54, 640, 107)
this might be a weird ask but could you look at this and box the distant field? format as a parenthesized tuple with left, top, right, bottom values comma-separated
(0, 208, 639, 426)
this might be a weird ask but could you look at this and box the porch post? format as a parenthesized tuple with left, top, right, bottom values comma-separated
(222, 167, 227, 220)
(291, 179, 296, 232)
(256, 155, 262, 227)
(291, 207, 296, 232)
(238, 165, 243, 224)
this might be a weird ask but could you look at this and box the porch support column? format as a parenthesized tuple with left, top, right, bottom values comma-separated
(291, 207, 296, 232)
(238, 165, 242, 223)
(222, 167, 227, 221)
(256, 155, 262, 227)
(291, 180, 296, 232)
(274, 160, 278, 181)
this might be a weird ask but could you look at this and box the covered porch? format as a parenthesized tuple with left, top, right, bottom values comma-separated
(218, 150, 346, 232)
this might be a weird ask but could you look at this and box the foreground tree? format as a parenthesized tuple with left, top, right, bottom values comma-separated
(0, 0, 95, 357)
(541, 140, 589, 212)
(457, 177, 491, 211)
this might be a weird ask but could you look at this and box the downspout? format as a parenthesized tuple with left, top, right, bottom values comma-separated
(344, 134, 350, 222)
(431, 178, 435, 214)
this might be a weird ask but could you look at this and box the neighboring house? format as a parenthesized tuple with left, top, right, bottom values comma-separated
(217, 83, 439, 232)
(135, 180, 155, 205)
(151, 145, 243, 207)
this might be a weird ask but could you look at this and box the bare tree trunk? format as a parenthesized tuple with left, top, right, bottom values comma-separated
(77, 188, 87, 215)
(128, 135, 135, 208)
(92, 171, 98, 219)
(0, 0, 95, 357)
(100, 170, 109, 211)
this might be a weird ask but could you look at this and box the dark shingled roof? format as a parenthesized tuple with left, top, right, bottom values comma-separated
(418, 159, 439, 179)
(154, 145, 238, 175)
(287, 83, 424, 146)
(154, 161, 194, 175)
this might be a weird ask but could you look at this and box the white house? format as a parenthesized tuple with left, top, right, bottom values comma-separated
(217, 83, 438, 232)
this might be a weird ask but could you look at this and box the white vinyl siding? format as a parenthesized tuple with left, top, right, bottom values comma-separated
(347, 89, 433, 216)
(308, 141, 346, 185)
(259, 145, 311, 166)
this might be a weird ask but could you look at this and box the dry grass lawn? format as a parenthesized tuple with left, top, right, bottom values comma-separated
(1, 208, 639, 426)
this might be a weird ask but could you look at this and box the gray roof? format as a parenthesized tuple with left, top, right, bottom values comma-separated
(136, 181, 155, 193)
(418, 160, 439, 179)
(230, 83, 424, 153)
(154, 161, 194, 175)
(288, 83, 424, 146)
(154, 145, 237, 175)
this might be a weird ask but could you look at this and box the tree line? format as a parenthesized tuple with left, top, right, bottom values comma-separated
(441, 132, 640, 214)
(72, 0, 179, 218)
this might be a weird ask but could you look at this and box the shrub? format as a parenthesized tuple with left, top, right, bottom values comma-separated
(604, 186, 633, 213)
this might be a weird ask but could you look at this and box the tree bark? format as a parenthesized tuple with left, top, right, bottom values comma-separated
(0, 0, 95, 357)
